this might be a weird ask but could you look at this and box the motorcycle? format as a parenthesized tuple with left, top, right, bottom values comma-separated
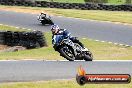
(37, 15, 54, 25)
(53, 35, 93, 61)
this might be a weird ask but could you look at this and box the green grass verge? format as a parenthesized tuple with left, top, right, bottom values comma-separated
(35, 0, 85, 3)
(0, 25, 132, 60)
(0, 24, 27, 31)
(108, 0, 126, 4)
(0, 80, 132, 88)
(35, 0, 128, 4)
(1, 5, 132, 24)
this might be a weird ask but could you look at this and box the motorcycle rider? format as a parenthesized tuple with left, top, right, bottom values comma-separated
(51, 24, 88, 51)
(38, 11, 54, 25)
(38, 11, 47, 20)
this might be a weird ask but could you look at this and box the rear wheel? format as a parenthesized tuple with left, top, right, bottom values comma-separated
(59, 45, 75, 61)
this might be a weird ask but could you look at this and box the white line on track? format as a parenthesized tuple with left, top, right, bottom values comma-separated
(0, 60, 132, 62)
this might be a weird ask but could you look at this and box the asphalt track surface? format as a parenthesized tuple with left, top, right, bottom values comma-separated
(0, 60, 132, 82)
(0, 10, 132, 46)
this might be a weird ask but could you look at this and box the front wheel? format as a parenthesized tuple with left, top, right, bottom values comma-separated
(59, 45, 75, 61)
(84, 51, 93, 61)
(41, 21, 46, 25)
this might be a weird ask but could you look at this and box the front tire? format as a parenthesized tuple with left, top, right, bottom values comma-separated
(41, 21, 46, 25)
(59, 45, 75, 61)
(84, 51, 93, 61)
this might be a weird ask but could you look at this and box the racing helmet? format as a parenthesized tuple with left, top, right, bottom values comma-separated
(51, 24, 60, 34)
(41, 11, 44, 14)
(51, 24, 60, 31)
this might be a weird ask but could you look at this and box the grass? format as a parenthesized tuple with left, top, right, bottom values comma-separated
(108, 0, 126, 4)
(0, 25, 62, 60)
(0, 25, 132, 60)
(35, 0, 85, 3)
(1, 5, 132, 24)
(0, 79, 132, 88)
(0, 24, 27, 31)
(35, 0, 128, 4)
